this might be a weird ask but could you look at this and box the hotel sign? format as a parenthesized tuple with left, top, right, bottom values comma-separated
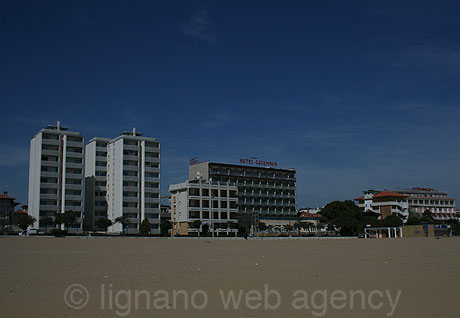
(240, 156, 278, 167)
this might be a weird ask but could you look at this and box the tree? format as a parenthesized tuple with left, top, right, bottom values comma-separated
(421, 209, 435, 223)
(96, 217, 113, 233)
(140, 218, 151, 235)
(40, 216, 54, 233)
(293, 221, 303, 234)
(160, 219, 171, 236)
(380, 214, 403, 227)
(285, 224, 293, 232)
(13, 213, 36, 231)
(0, 219, 8, 234)
(55, 211, 77, 231)
(258, 222, 267, 232)
(405, 216, 422, 225)
(115, 216, 130, 235)
(320, 200, 363, 236)
(445, 219, 460, 236)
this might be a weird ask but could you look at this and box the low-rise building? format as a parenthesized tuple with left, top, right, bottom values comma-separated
(393, 187, 456, 220)
(169, 180, 238, 236)
(354, 190, 409, 221)
(0, 191, 19, 230)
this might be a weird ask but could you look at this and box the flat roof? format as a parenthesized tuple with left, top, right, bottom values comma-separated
(204, 161, 296, 173)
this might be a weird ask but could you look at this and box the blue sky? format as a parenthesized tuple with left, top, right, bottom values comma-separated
(1, 0, 459, 208)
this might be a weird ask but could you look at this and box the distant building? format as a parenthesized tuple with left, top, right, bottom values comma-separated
(160, 204, 170, 222)
(393, 187, 456, 221)
(169, 179, 238, 236)
(0, 191, 19, 229)
(85, 129, 161, 234)
(28, 122, 85, 232)
(354, 190, 409, 221)
(298, 208, 322, 226)
(189, 161, 296, 226)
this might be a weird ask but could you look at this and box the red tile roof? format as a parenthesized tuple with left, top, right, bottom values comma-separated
(299, 211, 321, 218)
(0, 194, 16, 201)
(14, 210, 27, 214)
(373, 190, 408, 198)
(354, 196, 365, 201)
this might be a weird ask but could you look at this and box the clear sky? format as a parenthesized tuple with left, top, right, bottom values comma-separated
(1, 0, 459, 208)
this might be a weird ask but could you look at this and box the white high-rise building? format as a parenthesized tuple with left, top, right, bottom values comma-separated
(85, 129, 161, 234)
(28, 122, 85, 232)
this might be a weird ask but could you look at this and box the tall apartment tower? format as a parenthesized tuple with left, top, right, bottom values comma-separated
(84, 137, 111, 231)
(85, 129, 161, 234)
(28, 122, 85, 232)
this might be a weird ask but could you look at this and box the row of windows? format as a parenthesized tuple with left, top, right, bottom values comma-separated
(409, 199, 454, 205)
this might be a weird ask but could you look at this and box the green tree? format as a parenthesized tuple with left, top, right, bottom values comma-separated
(258, 221, 267, 231)
(421, 209, 435, 223)
(160, 219, 172, 236)
(285, 224, 293, 232)
(140, 218, 151, 235)
(293, 221, 303, 234)
(445, 219, 460, 235)
(40, 216, 54, 233)
(320, 200, 363, 236)
(115, 216, 130, 235)
(13, 213, 36, 231)
(0, 218, 9, 234)
(55, 211, 77, 231)
(96, 217, 113, 233)
(191, 220, 202, 229)
(405, 216, 422, 225)
(379, 214, 403, 227)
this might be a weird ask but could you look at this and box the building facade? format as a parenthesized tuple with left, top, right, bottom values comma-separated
(189, 161, 296, 225)
(354, 190, 409, 221)
(393, 187, 456, 221)
(28, 122, 85, 232)
(85, 129, 161, 234)
(0, 191, 19, 230)
(169, 180, 238, 236)
(84, 137, 111, 231)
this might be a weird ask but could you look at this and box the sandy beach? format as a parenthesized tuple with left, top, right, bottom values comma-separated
(0, 237, 459, 317)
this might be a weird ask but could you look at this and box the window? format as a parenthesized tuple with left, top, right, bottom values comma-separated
(123, 170, 138, 177)
(96, 161, 106, 166)
(68, 158, 82, 164)
(66, 179, 81, 185)
(67, 147, 83, 153)
(67, 136, 83, 143)
(145, 152, 159, 158)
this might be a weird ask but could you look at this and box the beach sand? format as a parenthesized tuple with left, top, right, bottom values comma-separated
(0, 237, 459, 317)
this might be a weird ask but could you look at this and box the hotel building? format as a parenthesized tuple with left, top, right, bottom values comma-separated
(85, 129, 161, 234)
(169, 180, 238, 236)
(28, 122, 85, 232)
(394, 187, 456, 220)
(189, 161, 297, 225)
(354, 190, 409, 221)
